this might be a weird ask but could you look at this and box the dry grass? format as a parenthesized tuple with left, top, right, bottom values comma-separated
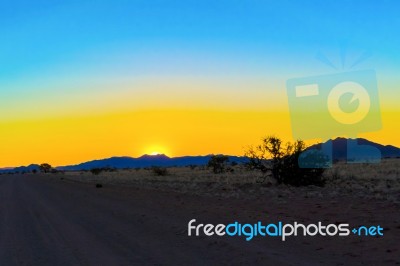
(54, 159, 400, 203)
(325, 158, 400, 181)
(60, 165, 266, 185)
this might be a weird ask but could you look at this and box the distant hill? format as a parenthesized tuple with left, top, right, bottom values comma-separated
(0, 164, 40, 174)
(57, 154, 248, 171)
(308, 137, 400, 161)
(1, 138, 399, 173)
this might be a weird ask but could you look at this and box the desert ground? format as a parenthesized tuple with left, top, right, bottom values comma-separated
(0, 159, 399, 265)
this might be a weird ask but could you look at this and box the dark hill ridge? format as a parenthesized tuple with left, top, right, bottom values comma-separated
(57, 154, 247, 171)
(1, 138, 399, 173)
(0, 164, 40, 174)
(308, 137, 400, 160)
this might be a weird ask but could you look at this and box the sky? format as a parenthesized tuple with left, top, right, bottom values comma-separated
(0, 0, 399, 167)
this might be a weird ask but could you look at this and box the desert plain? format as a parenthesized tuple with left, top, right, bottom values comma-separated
(0, 159, 399, 265)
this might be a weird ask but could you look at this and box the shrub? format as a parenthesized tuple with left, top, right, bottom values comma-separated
(90, 168, 103, 175)
(90, 167, 117, 175)
(152, 166, 168, 176)
(207, 155, 229, 174)
(39, 163, 52, 173)
(50, 168, 61, 174)
(245, 136, 327, 186)
(103, 167, 117, 172)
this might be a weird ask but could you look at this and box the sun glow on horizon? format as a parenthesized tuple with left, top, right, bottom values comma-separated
(144, 145, 170, 157)
(0, 108, 398, 167)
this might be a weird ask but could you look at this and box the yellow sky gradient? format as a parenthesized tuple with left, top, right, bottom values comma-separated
(0, 109, 289, 167)
(0, 107, 398, 167)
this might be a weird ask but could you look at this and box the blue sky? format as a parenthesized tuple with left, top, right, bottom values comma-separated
(0, 0, 399, 120)
(0, 0, 399, 81)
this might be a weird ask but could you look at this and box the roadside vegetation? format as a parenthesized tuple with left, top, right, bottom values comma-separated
(245, 136, 327, 186)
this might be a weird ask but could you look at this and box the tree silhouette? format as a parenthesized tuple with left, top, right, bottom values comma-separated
(39, 163, 52, 173)
(245, 136, 327, 186)
(207, 155, 229, 174)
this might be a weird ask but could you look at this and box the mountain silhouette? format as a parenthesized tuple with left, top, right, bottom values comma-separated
(1, 138, 399, 173)
(57, 154, 247, 171)
(0, 164, 40, 174)
(308, 137, 400, 161)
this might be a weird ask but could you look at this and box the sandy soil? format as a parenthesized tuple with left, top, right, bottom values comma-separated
(0, 173, 399, 265)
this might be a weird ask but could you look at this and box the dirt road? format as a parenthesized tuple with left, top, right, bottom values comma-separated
(0, 174, 398, 265)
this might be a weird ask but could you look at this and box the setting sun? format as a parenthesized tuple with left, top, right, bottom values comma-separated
(144, 145, 170, 157)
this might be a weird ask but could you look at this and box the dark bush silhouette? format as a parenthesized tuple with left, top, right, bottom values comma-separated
(90, 168, 103, 175)
(51, 168, 61, 174)
(104, 166, 117, 172)
(90, 167, 117, 175)
(245, 136, 327, 186)
(207, 155, 229, 174)
(152, 166, 168, 176)
(39, 163, 52, 173)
